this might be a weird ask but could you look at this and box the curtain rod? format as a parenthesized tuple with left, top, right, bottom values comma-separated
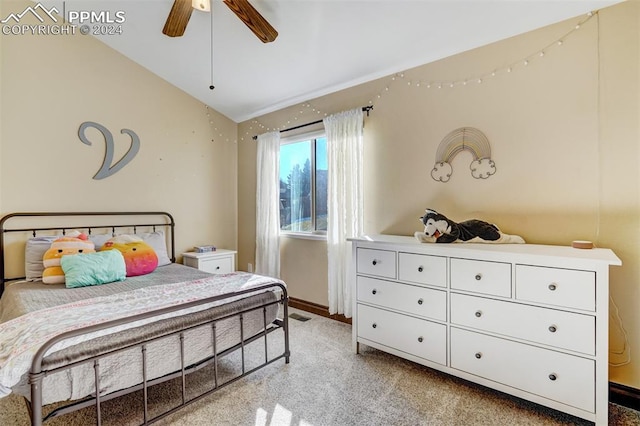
(252, 106, 373, 140)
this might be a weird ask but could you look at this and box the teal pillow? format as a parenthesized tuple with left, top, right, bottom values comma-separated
(61, 250, 126, 288)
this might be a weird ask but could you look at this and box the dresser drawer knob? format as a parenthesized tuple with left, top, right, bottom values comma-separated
(418, 337, 424, 343)
(418, 266, 424, 272)
(475, 310, 482, 318)
(548, 325, 557, 333)
(372, 289, 377, 295)
(372, 260, 378, 266)
(475, 352, 482, 359)
(548, 373, 557, 381)
(418, 298, 424, 305)
(548, 283, 557, 291)
(372, 323, 377, 329)
(475, 274, 482, 281)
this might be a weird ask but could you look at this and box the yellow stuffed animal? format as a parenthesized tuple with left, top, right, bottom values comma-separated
(42, 232, 95, 284)
(100, 234, 158, 277)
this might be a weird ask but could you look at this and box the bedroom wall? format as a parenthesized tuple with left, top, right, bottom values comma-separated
(237, 2, 640, 389)
(0, 1, 4, 216)
(0, 1, 238, 271)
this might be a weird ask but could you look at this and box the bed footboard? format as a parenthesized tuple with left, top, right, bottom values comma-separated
(27, 282, 290, 426)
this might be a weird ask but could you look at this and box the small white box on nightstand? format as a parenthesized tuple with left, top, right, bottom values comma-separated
(182, 249, 237, 274)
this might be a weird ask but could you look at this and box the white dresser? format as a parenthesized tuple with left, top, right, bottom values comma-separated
(349, 235, 621, 424)
(182, 249, 236, 274)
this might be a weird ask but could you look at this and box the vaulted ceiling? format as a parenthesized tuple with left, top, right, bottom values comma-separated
(45, 0, 623, 122)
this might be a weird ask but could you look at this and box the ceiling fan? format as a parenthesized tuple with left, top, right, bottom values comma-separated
(162, 0, 278, 43)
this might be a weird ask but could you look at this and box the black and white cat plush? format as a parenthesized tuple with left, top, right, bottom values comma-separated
(415, 209, 525, 244)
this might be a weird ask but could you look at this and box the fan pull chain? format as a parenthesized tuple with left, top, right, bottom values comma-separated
(209, 3, 215, 90)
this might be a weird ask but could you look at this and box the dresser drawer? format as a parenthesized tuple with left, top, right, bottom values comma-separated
(198, 256, 233, 274)
(450, 258, 511, 297)
(450, 293, 595, 355)
(516, 265, 595, 311)
(450, 328, 594, 412)
(357, 304, 447, 365)
(357, 276, 446, 321)
(357, 248, 396, 279)
(398, 252, 447, 287)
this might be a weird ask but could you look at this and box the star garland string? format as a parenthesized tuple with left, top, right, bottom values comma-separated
(232, 10, 597, 141)
(364, 10, 597, 104)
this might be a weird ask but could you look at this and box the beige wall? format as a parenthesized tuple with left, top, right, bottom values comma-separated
(238, 2, 640, 388)
(0, 1, 4, 216)
(0, 2, 238, 270)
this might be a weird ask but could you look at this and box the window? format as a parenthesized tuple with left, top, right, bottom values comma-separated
(279, 132, 327, 234)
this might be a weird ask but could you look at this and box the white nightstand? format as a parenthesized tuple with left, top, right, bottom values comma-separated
(182, 249, 237, 274)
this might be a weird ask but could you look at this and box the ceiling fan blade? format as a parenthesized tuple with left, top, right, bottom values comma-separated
(223, 0, 278, 43)
(163, 0, 194, 37)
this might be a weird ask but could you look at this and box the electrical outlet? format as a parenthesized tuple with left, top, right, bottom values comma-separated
(247, 263, 253, 273)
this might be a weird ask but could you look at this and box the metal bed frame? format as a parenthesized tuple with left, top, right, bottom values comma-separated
(0, 212, 290, 425)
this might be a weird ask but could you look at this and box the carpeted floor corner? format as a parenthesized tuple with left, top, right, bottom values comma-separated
(1, 308, 639, 425)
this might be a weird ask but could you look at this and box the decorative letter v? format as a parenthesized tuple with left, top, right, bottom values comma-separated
(79, 121, 140, 180)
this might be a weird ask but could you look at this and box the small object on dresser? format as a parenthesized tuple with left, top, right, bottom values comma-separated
(572, 240, 594, 249)
(194, 245, 216, 253)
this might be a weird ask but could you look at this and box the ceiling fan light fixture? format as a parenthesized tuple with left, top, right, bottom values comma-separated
(192, 0, 211, 12)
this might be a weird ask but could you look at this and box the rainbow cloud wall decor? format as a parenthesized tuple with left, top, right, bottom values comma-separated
(431, 127, 496, 182)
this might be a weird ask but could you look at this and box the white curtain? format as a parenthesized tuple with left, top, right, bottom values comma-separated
(255, 131, 281, 278)
(324, 108, 364, 318)
(289, 167, 304, 232)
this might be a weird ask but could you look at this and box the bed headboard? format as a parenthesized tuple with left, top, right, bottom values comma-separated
(0, 212, 176, 296)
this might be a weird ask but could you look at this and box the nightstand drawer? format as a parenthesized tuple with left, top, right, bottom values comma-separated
(398, 252, 447, 287)
(357, 276, 446, 321)
(451, 258, 511, 297)
(516, 265, 595, 311)
(450, 293, 595, 354)
(358, 304, 446, 365)
(357, 248, 396, 279)
(198, 257, 233, 274)
(450, 328, 594, 412)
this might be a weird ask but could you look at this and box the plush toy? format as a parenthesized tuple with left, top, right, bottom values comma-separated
(100, 234, 158, 277)
(414, 208, 525, 244)
(42, 232, 95, 284)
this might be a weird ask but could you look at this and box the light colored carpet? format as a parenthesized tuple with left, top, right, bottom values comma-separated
(1, 308, 639, 426)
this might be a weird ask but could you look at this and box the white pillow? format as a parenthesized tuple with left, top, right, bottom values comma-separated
(25, 236, 58, 281)
(135, 230, 172, 266)
(89, 233, 113, 250)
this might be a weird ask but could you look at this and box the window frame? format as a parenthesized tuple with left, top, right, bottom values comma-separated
(279, 129, 327, 239)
